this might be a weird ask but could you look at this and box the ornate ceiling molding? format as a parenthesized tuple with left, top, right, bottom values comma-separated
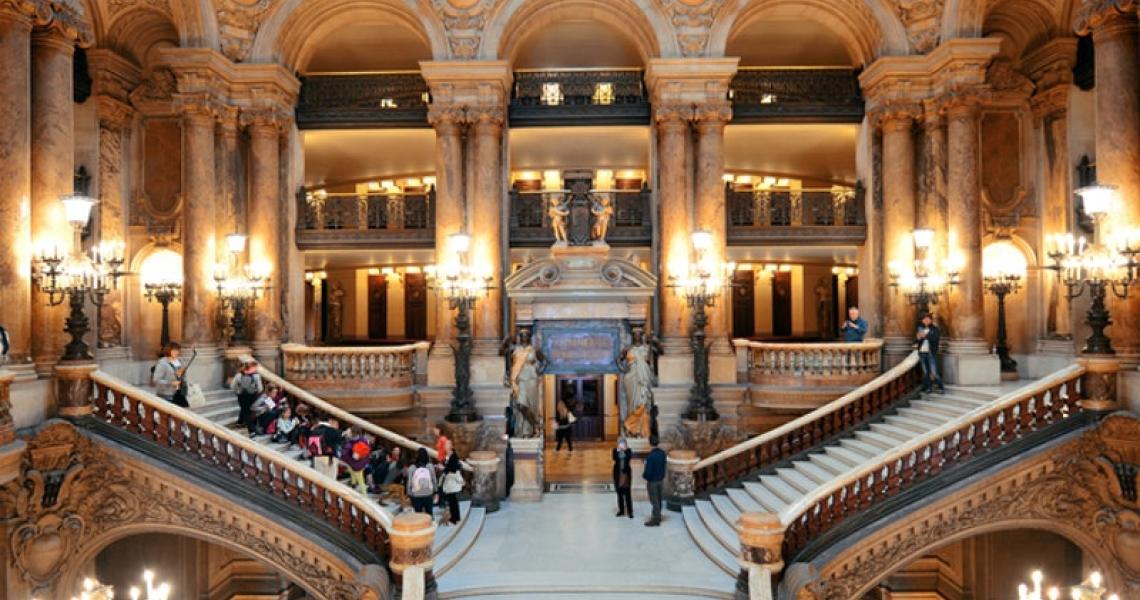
(106, 0, 172, 20)
(658, 0, 726, 57)
(31, 0, 93, 45)
(433, 0, 498, 59)
(0, 420, 383, 600)
(215, 0, 275, 62)
(890, 0, 944, 54)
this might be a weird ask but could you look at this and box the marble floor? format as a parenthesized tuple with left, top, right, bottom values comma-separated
(544, 441, 616, 484)
(438, 494, 734, 599)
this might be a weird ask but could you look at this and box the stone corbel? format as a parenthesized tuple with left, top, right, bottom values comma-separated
(894, 0, 944, 54)
(87, 49, 142, 105)
(1023, 38, 1078, 92)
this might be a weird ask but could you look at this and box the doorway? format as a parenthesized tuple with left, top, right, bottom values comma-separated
(556, 375, 603, 441)
(367, 275, 388, 339)
(732, 270, 755, 338)
(772, 271, 793, 337)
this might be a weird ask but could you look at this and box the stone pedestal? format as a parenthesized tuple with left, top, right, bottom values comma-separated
(0, 371, 23, 486)
(389, 513, 436, 598)
(468, 450, 500, 512)
(1077, 354, 1121, 412)
(666, 449, 698, 511)
(942, 340, 1000, 385)
(627, 437, 650, 501)
(443, 421, 482, 459)
(735, 512, 785, 600)
(508, 436, 543, 501)
(54, 362, 98, 418)
(656, 353, 694, 385)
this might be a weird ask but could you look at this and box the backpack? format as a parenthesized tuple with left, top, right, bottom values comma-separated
(410, 466, 433, 495)
(352, 440, 370, 461)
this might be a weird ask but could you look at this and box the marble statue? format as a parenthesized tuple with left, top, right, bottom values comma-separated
(547, 194, 570, 244)
(327, 281, 345, 343)
(590, 194, 614, 244)
(617, 327, 662, 438)
(502, 327, 545, 438)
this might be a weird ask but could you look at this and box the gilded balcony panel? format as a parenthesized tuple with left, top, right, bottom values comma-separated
(509, 183, 653, 247)
(509, 69, 650, 126)
(295, 73, 430, 129)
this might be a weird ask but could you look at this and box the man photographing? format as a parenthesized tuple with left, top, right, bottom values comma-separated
(839, 306, 868, 342)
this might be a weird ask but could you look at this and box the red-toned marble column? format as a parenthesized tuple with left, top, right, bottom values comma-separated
(694, 104, 732, 354)
(879, 106, 919, 365)
(180, 101, 220, 346)
(656, 105, 692, 348)
(246, 111, 285, 365)
(470, 108, 504, 354)
(427, 106, 465, 381)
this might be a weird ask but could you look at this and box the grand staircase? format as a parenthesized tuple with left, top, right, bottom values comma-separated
(681, 353, 1090, 579)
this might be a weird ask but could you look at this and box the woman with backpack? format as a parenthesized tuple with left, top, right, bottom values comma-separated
(439, 440, 463, 525)
(341, 429, 372, 494)
(407, 447, 437, 516)
(230, 360, 263, 432)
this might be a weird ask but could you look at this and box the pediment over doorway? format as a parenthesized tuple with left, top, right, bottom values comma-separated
(505, 245, 657, 324)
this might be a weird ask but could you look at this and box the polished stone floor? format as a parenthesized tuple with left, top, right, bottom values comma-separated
(545, 440, 616, 484)
(438, 493, 734, 599)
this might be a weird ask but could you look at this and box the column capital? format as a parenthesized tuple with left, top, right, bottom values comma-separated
(175, 92, 225, 123)
(644, 57, 738, 109)
(653, 102, 696, 126)
(694, 101, 732, 128)
(240, 106, 291, 134)
(1074, 0, 1138, 35)
(873, 101, 922, 132)
(0, 1, 36, 27)
(1030, 85, 1070, 119)
(469, 105, 505, 130)
(29, 0, 92, 46)
(1023, 38, 1078, 90)
(88, 48, 142, 103)
(96, 95, 134, 131)
(428, 104, 466, 130)
(921, 97, 944, 129)
(941, 88, 987, 118)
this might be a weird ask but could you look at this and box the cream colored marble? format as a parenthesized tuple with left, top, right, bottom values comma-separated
(0, 10, 33, 366)
(945, 97, 985, 344)
(656, 112, 691, 346)
(428, 110, 463, 349)
(248, 113, 283, 352)
(180, 106, 219, 345)
(879, 108, 918, 360)
(471, 110, 503, 353)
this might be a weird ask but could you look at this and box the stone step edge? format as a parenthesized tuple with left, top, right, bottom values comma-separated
(438, 583, 733, 599)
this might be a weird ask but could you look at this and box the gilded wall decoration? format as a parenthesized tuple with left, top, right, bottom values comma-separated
(797, 414, 1140, 600)
(659, 0, 725, 57)
(433, 0, 498, 59)
(1, 421, 379, 600)
(214, 0, 275, 62)
(892, 0, 943, 54)
(981, 110, 1034, 232)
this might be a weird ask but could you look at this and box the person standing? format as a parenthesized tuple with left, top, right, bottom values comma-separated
(407, 447, 437, 516)
(341, 429, 371, 495)
(310, 417, 342, 480)
(612, 438, 633, 519)
(915, 313, 946, 394)
(840, 306, 868, 342)
(152, 343, 185, 406)
(433, 423, 450, 465)
(643, 436, 666, 527)
(554, 400, 574, 453)
(439, 441, 463, 525)
(230, 360, 263, 432)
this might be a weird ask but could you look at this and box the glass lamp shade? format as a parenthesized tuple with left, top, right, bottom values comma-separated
(139, 248, 183, 287)
(61, 195, 96, 227)
(449, 232, 471, 254)
(691, 230, 714, 253)
(1076, 184, 1116, 217)
(983, 240, 1028, 280)
(225, 233, 247, 254)
(912, 228, 935, 250)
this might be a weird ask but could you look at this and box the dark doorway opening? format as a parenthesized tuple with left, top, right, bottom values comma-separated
(557, 375, 603, 441)
(772, 271, 793, 337)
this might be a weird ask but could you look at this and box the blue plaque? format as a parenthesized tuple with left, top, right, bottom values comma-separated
(534, 320, 626, 374)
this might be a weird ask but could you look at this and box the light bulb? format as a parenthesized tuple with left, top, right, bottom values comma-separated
(1089, 571, 1102, 589)
(1032, 570, 1043, 584)
(144, 570, 153, 583)
(1070, 588, 1080, 600)
(1048, 587, 1060, 600)
(130, 587, 140, 600)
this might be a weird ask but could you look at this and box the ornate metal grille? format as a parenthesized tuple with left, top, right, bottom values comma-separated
(297, 73, 430, 129)
(731, 68, 864, 123)
(296, 188, 436, 249)
(510, 70, 650, 126)
(725, 183, 866, 245)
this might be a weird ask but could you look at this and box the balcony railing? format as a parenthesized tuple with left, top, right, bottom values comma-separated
(509, 183, 653, 247)
(730, 68, 864, 123)
(734, 338, 883, 387)
(509, 69, 650, 126)
(296, 189, 435, 249)
(726, 183, 866, 245)
(296, 72, 430, 129)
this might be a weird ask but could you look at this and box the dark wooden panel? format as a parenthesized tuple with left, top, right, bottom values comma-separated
(845, 275, 859, 310)
(773, 271, 793, 337)
(732, 270, 756, 338)
(368, 275, 388, 340)
(558, 376, 604, 442)
(404, 272, 428, 340)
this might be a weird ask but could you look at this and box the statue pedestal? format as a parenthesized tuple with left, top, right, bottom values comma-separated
(508, 436, 544, 501)
(627, 437, 650, 501)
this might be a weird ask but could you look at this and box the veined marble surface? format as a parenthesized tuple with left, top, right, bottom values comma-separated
(438, 493, 734, 599)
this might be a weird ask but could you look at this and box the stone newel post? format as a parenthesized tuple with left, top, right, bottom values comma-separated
(1077, 355, 1121, 412)
(468, 450, 501, 512)
(0, 371, 24, 486)
(389, 512, 437, 599)
(666, 449, 699, 511)
(54, 362, 98, 418)
(735, 512, 786, 600)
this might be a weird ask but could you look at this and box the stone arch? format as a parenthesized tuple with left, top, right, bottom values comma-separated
(942, 0, 986, 40)
(785, 414, 1140, 599)
(483, 0, 676, 63)
(251, 0, 448, 70)
(85, 0, 216, 53)
(710, 0, 909, 65)
(99, 7, 180, 67)
(983, 0, 1064, 60)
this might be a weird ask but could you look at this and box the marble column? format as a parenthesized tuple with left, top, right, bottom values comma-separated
(180, 103, 219, 346)
(694, 105, 731, 357)
(246, 112, 284, 365)
(1086, 8, 1140, 363)
(470, 108, 503, 354)
(95, 96, 133, 349)
(879, 107, 919, 365)
(919, 99, 948, 277)
(30, 28, 75, 374)
(216, 107, 241, 258)
(0, 8, 34, 374)
(657, 106, 692, 348)
(428, 107, 464, 360)
(1031, 86, 1074, 341)
(944, 95, 999, 384)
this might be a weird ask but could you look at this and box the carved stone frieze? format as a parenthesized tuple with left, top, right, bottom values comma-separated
(986, 59, 1036, 99)
(128, 68, 177, 108)
(106, 0, 171, 19)
(658, 0, 726, 57)
(30, 0, 93, 45)
(433, 0, 498, 59)
(215, 0, 275, 62)
(1, 421, 379, 600)
(1074, 0, 1139, 35)
(798, 414, 1140, 599)
(892, 0, 944, 54)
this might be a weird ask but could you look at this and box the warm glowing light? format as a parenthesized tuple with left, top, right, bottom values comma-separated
(779, 264, 792, 272)
(761, 176, 777, 187)
(381, 266, 395, 275)
(366, 181, 382, 192)
(592, 82, 614, 105)
(367, 267, 380, 276)
(1076, 184, 1116, 217)
(61, 194, 96, 227)
(912, 228, 935, 250)
(1090, 572, 1102, 589)
(405, 177, 423, 188)
(225, 233, 247, 254)
(542, 170, 562, 191)
(775, 178, 790, 187)
(594, 169, 615, 191)
(422, 176, 437, 187)
(691, 230, 713, 253)
(983, 240, 1028, 280)
(541, 82, 563, 106)
(139, 248, 183, 287)
(449, 232, 471, 254)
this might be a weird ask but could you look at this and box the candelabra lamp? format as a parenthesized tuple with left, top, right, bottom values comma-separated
(668, 230, 735, 421)
(982, 241, 1027, 378)
(144, 281, 181, 348)
(73, 569, 172, 600)
(1046, 185, 1140, 355)
(888, 228, 961, 325)
(32, 195, 128, 362)
(428, 233, 493, 423)
(1015, 569, 1118, 600)
(214, 233, 270, 344)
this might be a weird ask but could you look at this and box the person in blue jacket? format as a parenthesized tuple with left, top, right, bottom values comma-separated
(839, 306, 868, 342)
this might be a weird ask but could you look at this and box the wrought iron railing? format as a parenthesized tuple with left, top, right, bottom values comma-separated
(726, 183, 866, 245)
(296, 189, 435, 249)
(730, 68, 864, 123)
(296, 72, 430, 129)
(509, 182, 653, 246)
(509, 69, 650, 126)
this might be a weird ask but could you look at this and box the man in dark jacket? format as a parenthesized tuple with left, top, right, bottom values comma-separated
(839, 306, 868, 342)
(915, 313, 945, 394)
(642, 436, 667, 526)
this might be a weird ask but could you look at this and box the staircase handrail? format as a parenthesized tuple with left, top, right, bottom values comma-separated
(779, 363, 1086, 557)
(695, 351, 920, 473)
(257, 365, 473, 472)
(89, 369, 394, 557)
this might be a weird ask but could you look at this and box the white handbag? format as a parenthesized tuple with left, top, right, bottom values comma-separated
(187, 383, 207, 409)
(441, 472, 464, 494)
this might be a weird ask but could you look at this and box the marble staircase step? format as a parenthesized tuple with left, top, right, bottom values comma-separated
(897, 407, 953, 426)
(681, 505, 739, 576)
(908, 400, 970, 419)
(742, 481, 787, 513)
(852, 430, 900, 450)
(775, 467, 817, 494)
(695, 499, 738, 554)
(824, 445, 868, 468)
(807, 453, 850, 476)
(789, 461, 833, 486)
(757, 475, 801, 505)
(434, 501, 474, 555)
(883, 415, 934, 433)
(435, 506, 487, 578)
(870, 422, 927, 441)
(724, 487, 764, 515)
(710, 494, 742, 528)
(838, 438, 884, 458)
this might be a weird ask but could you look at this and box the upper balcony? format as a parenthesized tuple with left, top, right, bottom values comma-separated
(508, 175, 653, 247)
(509, 69, 650, 127)
(295, 187, 435, 250)
(730, 68, 864, 124)
(296, 72, 430, 129)
(726, 181, 866, 246)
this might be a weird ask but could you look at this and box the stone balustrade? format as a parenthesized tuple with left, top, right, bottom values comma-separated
(280, 342, 430, 414)
(733, 338, 883, 387)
